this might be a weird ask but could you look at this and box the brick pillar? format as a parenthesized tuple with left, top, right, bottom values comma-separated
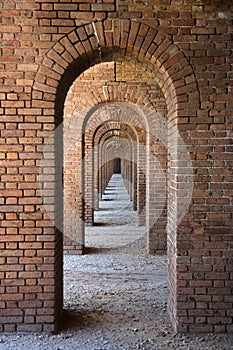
(63, 123, 84, 254)
(93, 143, 99, 210)
(147, 135, 167, 254)
(84, 131, 94, 226)
(0, 116, 63, 332)
(137, 139, 146, 226)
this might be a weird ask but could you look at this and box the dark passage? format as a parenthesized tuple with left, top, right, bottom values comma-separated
(113, 157, 121, 174)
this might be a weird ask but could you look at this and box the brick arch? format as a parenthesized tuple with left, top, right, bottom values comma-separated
(65, 75, 165, 119)
(64, 102, 146, 240)
(100, 132, 133, 162)
(63, 101, 150, 252)
(81, 96, 168, 227)
(94, 122, 138, 142)
(33, 19, 198, 123)
(93, 120, 140, 216)
(99, 131, 136, 206)
(85, 121, 138, 224)
(93, 122, 139, 209)
(81, 100, 168, 234)
(32, 18, 199, 333)
(83, 102, 148, 135)
(100, 134, 134, 192)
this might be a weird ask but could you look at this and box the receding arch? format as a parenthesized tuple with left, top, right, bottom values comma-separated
(34, 19, 198, 125)
(92, 121, 139, 213)
(85, 123, 137, 225)
(33, 18, 198, 333)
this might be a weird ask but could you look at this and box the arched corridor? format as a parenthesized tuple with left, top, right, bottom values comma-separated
(57, 41, 198, 333)
(0, 3, 233, 337)
(85, 172, 146, 249)
(62, 60, 168, 256)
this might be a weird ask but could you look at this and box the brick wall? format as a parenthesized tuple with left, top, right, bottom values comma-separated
(0, 0, 232, 333)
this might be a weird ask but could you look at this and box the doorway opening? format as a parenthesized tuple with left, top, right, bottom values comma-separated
(113, 157, 121, 174)
(32, 18, 198, 334)
(61, 57, 169, 342)
(86, 161, 146, 250)
(63, 59, 168, 254)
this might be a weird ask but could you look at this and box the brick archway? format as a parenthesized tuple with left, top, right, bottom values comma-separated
(33, 19, 198, 333)
(63, 96, 168, 254)
(63, 100, 149, 253)
(0, 19, 199, 333)
(83, 105, 145, 225)
(0, 0, 232, 336)
(34, 19, 197, 120)
(90, 121, 139, 219)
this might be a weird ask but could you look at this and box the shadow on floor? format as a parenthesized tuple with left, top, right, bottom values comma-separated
(58, 309, 107, 332)
(83, 246, 118, 254)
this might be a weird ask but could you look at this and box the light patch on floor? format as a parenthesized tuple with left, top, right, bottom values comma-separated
(85, 174, 146, 249)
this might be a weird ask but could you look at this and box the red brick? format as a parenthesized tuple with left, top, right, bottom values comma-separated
(0, 5, 232, 335)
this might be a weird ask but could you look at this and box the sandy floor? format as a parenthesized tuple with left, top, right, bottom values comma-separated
(1, 175, 233, 349)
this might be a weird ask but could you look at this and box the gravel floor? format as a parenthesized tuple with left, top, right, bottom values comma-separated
(1, 249, 233, 350)
(1, 175, 233, 349)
